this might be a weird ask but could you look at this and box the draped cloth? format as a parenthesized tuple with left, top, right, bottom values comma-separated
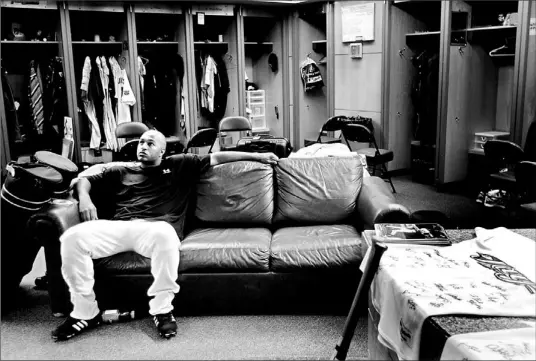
(371, 227, 536, 360)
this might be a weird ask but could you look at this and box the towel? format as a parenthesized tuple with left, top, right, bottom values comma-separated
(440, 326, 536, 360)
(371, 227, 536, 360)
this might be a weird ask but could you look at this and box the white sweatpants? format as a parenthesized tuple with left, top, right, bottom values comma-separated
(59, 219, 180, 320)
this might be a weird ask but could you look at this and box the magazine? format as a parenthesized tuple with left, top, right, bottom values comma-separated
(373, 223, 452, 246)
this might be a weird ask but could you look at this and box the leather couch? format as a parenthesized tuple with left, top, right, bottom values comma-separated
(27, 155, 410, 316)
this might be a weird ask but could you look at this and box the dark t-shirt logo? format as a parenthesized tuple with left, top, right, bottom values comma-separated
(471, 253, 536, 295)
(162, 169, 171, 174)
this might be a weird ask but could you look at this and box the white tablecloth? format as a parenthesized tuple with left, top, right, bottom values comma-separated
(371, 227, 536, 360)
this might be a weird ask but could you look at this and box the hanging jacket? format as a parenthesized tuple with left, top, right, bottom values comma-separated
(1, 65, 21, 147)
(141, 53, 181, 135)
(43, 57, 67, 141)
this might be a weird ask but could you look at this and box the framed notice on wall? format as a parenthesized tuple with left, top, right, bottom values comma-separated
(341, 2, 375, 42)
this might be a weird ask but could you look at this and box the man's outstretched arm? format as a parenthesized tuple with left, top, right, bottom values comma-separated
(210, 151, 279, 166)
(76, 177, 98, 222)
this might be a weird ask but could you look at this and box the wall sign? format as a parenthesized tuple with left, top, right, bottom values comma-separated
(341, 2, 375, 42)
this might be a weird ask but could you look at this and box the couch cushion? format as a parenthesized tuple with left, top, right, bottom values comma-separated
(195, 161, 273, 225)
(94, 251, 151, 275)
(180, 228, 271, 272)
(273, 156, 363, 225)
(270, 225, 363, 271)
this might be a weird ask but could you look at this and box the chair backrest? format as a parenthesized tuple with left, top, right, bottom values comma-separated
(341, 123, 381, 153)
(185, 128, 218, 154)
(219, 116, 252, 132)
(316, 116, 349, 142)
(483, 139, 525, 172)
(515, 161, 536, 202)
(218, 116, 252, 149)
(115, 122, 149, 139)
(115, 122, 150, 161)
(524, 120, 536, 162)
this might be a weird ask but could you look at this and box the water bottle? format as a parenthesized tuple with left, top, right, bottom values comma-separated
(101, 309, 136, 324)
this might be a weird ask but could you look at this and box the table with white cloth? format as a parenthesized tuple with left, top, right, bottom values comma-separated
(366, 228, 536, 360)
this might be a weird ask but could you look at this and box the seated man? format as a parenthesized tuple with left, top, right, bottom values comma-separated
(52, 129, 278, 341)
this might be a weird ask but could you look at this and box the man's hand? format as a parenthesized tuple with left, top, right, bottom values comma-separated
(256, 152, 279, 165)
(78, 197, 98, 222)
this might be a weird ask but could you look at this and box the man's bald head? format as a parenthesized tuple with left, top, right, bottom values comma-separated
(143, 130, 167, 152)
(137, 129, 167, 166)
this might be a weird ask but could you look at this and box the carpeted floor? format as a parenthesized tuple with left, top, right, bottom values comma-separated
(1, 249, 368, 360)
(391, 175, 527, 229)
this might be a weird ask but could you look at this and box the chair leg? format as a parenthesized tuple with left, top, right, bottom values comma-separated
(381, 163, 396, 193)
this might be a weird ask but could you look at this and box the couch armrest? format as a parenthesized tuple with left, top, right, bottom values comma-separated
(28, 198, 81, 235)
(356, 176, 411, 230)
(27, 198, 80, 316)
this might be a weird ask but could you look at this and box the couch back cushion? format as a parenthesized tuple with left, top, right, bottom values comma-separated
(195, 161, 274, 225)
(273, 156, 363, 225)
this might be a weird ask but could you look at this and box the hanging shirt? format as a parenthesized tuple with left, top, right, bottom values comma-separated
(96, 56, 118, 152)
(109, 56, 135, 149)
(137, 56, 146, 111)
(201, 55, 218, 113)
(80, 56, 101, 149)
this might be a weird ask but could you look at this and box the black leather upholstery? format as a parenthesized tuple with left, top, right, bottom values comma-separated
(271, 225, 362, 271)
(274, 157, 363, 225)
(28, 157, 411, 315)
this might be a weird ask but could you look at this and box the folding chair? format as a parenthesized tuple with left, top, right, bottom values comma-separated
(115, 122, 150, 161)
(218, 116, 252, 151)
(304, 116, 349, 147)
(342, 123, 396, 193)
(184, 128, 218, 154)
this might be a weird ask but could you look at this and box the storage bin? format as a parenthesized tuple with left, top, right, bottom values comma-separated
(250, 116, 266, 130)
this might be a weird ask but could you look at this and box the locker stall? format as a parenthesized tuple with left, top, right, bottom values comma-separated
(191, 4, 239, 131)
(242, 6, 285, 137)
(66, 1, 132, 163)
(293, 2, 329, 150)
(132, 3, 189, 145)
(1, 1, 69, 162)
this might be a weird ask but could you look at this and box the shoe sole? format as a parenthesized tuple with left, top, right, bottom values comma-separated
(160, 331, 177, 339)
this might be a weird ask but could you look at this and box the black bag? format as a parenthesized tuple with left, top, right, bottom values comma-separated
(1, 161, 63, 303)
(236, 135, 293, 158)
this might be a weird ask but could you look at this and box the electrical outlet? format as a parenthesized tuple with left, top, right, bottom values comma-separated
(350, 43, 363, 59)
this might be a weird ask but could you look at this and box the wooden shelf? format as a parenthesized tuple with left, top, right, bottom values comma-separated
(72, 41, 123, 45)
(245, 42, 274, 54)
(1, 40, 59, 44)
(194, 41, 228, 53)
(312, 40, 326, 53)
(466, 25, 517, 32)
(406, 31, 441, 37)
(194, 41, 228, 46)
(137, 41, 177, 45)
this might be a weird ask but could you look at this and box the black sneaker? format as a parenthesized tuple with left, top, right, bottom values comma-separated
(51, 314, 102, 341)
(153, 312, 177, 339)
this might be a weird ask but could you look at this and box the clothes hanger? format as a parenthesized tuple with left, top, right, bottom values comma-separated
(489, 37, 514, 57)
(139, 55, 149, 66)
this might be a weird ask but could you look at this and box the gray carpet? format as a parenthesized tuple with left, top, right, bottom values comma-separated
(1, 250, 368, 360)
(391, 175, 513, 229)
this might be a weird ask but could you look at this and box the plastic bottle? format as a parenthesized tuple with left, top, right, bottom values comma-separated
(101, 309, 136, 324)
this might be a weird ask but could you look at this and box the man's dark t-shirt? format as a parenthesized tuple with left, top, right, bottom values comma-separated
(85, 154, 210, 240)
